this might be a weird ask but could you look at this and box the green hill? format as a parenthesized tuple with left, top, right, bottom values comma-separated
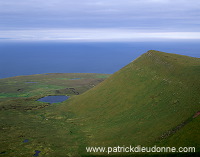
(64, 50, 200, 155)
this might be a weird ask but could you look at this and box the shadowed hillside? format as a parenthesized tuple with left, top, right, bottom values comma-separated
(65, 50, 200, 155)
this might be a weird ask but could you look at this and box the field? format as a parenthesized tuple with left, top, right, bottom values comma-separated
(0, 73, 110, 156)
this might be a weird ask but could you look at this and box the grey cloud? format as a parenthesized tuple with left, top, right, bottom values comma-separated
(0, 0, 199, 31)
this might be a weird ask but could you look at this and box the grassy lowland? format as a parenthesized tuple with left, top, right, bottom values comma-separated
(0, 50, 199, 156)
(0, 73, 110, 156)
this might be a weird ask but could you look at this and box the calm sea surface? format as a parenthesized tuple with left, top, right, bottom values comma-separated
(0, 41, 200, 79)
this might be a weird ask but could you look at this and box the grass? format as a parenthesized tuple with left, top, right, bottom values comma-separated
(0, 107, 86, 156)
(65, 50, 200, 155)
(0, 73, 110, 100)
(0, 73, 110, 156)
(0, 50, 199, 156)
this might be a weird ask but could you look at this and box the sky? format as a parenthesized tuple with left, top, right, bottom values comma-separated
(0, 0, 200, 41)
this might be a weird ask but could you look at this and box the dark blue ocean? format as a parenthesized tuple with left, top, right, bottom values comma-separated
(0, 41, 200, 79)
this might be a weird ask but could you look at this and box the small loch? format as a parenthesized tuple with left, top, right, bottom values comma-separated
(23, 139, 29, 143)
(37, 95, 69, 104)
(25, 82, 38, 83)
(69, 78, 81, 80)
(33, 150, 41, 156)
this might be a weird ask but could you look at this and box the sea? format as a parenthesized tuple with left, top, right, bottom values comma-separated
(0, 40, 200, 79)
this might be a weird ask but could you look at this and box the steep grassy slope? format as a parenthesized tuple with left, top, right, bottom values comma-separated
(65, 50, 200, 155)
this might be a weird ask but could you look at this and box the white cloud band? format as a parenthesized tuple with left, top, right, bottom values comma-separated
(1, 29, 200, 41)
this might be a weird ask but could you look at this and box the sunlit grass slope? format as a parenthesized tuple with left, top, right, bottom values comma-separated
(66, 50, 200, 155)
